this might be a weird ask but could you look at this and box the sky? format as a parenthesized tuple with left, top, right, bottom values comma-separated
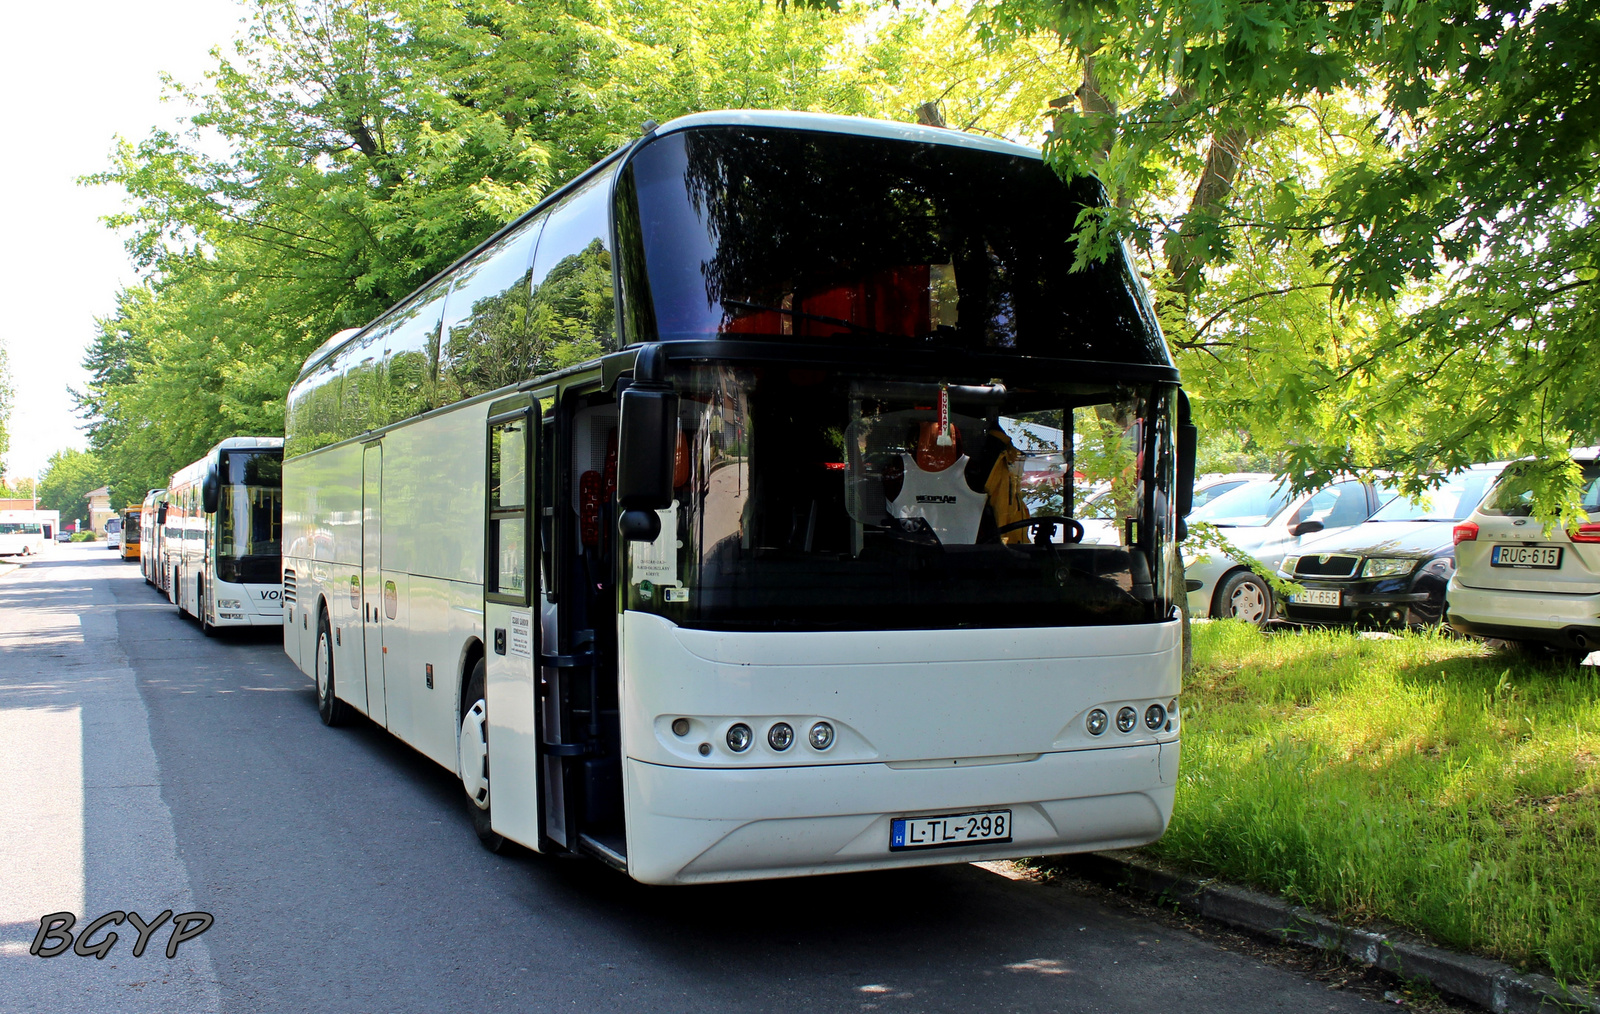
(0, 0, 247, 482)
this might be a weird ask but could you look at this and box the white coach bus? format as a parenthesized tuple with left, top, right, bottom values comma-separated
(161, 437, 285, 633)
(0, 511, 50, 556)
(282, 111, 1197, 885)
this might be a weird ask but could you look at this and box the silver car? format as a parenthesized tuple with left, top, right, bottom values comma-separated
(1184, 476, 1390, 624)
(1447, 448, 1600, 653)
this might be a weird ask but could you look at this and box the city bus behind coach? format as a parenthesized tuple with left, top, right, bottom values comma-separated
(282, 111, 1197, 885)
(164, 437, 285, 633)
(141, 488, 167, 587)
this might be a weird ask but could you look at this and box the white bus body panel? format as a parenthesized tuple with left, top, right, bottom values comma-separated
(618, 611, 1182, 884)
(283, 398, 489, 773)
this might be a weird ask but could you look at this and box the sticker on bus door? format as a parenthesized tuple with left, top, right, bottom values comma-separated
(508, 612, 533, 659)
(630, 501, 680, 586)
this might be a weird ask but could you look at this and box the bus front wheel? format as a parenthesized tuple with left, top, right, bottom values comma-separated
(315, 612, 349, 727)
(459, 661, 507, 854)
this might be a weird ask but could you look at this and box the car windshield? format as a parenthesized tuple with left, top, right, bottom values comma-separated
(1191, 479, 1248, 510)
(1480, 461, 1600, 517)
(1369, 471, 1497, 522)
(1188, 479, 1291, 527)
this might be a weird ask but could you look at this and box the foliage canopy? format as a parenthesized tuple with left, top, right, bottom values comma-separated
(78, 0, 1599, 523)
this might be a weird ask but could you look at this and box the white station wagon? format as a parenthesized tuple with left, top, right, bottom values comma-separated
(1446, 448, 1600, 654)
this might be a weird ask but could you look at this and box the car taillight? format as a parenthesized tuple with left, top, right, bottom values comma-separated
(1453, 521, 1479, 546)
(1570, 523, 1600, 543)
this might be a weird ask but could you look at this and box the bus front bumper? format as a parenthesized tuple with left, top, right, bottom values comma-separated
(622, 742, 1178, 885)
(214, 611, 283, 628)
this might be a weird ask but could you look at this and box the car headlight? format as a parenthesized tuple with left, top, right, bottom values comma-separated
(1279, 556, 1301, 578)
(1362, 557, 1418, 578)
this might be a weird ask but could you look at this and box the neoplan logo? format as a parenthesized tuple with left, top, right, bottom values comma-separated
(915, 495, 957, 504)
(29, 910, 214, 960)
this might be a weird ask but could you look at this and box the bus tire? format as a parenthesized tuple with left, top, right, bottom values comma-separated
(315, 611, 350, 727)
(460, 660, 507, 854)
(1214, 569, 1273, 626)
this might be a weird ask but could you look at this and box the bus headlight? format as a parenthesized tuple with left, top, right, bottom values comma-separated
(808, 722, 834, 750)
(1145, 703, 1167, 729)
(1116, 707, 1137, 733)
(726, 723, 753, 752)
(1086, 709, 1108, 736)
(768, 722, 794, 751)
(219, 599, 242, 609)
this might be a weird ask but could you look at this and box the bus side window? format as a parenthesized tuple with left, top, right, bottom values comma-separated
(437, 214, 545, 404)
(527, 171, 617, 367)
(539, 409, 556, 600)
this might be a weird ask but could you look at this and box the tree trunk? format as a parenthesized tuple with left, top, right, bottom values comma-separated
(1165, 125, 1251, 298)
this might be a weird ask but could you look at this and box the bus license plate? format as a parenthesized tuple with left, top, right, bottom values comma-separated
(1291, 589, 1341, 607)
(1491, 545, 1562, 569)
(890, 810, 1011, 851)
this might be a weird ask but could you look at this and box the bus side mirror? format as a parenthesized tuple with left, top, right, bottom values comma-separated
(202, 462, 221, 514)
(617, 345, 678, 543)
(1176, 390, 1197, 520)
(156, 503, 168, 525)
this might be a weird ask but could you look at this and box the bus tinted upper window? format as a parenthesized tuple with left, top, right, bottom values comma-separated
(437, 215, 544, 404)
(617, 127, 1166, 364)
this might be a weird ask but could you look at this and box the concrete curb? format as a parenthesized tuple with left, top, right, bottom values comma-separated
(1060, 851, 1599, 1013)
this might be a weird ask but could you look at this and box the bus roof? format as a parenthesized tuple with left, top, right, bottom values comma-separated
(651, 110, 1042, 161)
(169, 436, 285, 487)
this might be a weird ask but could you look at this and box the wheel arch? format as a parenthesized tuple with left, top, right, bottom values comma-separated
(457, 637, 485, 727)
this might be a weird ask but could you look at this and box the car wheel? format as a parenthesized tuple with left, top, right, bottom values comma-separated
(1215, 570, 1273, 626)
(459, 659, 507, 853)
(315, 611, 349, 727)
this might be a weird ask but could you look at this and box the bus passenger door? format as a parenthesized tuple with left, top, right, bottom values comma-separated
(483, 399, 541, 849)
(362, 441, 387, 727)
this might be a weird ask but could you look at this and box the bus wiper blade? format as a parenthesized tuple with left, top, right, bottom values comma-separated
(721, 300, 912, 344)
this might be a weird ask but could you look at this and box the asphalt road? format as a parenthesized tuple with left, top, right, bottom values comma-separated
(0, 545, 1391, 1013)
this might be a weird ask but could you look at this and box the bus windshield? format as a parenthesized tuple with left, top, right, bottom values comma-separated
(623, 362, 1174, 631)
(619, 127, 1166, 364)
(217, 450, 283, 583)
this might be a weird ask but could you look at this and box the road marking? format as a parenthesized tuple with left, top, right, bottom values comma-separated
(0, 705, 84, 923)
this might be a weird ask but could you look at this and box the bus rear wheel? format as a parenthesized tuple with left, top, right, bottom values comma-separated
(459, 661, 507, 854)
(315, 611, 349, 727)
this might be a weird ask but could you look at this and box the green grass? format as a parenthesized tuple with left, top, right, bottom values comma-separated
(1142, 621, 1600, 987)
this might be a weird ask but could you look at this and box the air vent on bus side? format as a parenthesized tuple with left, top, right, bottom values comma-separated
(282, 568, 296, 604)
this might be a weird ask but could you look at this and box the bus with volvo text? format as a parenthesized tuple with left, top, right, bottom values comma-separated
(163, 437, 285, 633)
